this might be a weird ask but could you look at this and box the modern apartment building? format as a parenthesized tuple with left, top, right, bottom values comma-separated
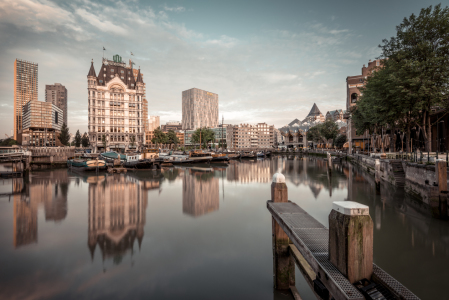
(20, 100, 63, 147)
(14, 59, 38, 141)
(87, 55, 145, 152)
(182, 88, 218, 130)
(226, 123, 274, 149)
(45, 83, 67, 126)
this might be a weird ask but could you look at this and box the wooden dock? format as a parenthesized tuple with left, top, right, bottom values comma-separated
(267, 173, 420, 300)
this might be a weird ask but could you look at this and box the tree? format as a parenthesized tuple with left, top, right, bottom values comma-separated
(0, 138, 17, 146)
(101, 134, 107, 150)
(74, 130, 82, 147)
(334, 134, 347, 149)
(378, 4, 449, 151)
(319, 119, 339, 145)
(58, 122, 70, 146)
(307, 125, 323, 146)
(130, 135, 136, 149)
(82, 132, 90, 148)
(191, 128, 215, 148)
(166, 130, 180, 147)
(151, 127, 167, 145)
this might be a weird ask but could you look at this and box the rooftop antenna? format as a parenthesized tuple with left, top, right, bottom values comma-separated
(102, 46, 106, 59)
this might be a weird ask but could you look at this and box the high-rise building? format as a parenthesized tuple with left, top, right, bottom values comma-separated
(45, 83, 68, 126)
(182, 88, 218, 130)
(87, 55, 145, 152)
(148, 116, 160, 131)
(14, 59, 38, 141)
(226, 123, 274, 149)
(20, 100, 63, 147)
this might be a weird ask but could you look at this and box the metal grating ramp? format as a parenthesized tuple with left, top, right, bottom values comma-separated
(268, 201, 363, 300)
(267, 201, 420, 300)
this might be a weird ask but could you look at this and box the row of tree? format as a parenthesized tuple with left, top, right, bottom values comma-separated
(351, 5, 449, 152)
(151, 128, 180, 146)
(306, 119, 347, 148)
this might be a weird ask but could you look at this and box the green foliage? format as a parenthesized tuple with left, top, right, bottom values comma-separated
(101, 134, 107, 149)
(82, 132, 90, 147)
(307, 120, 339, 145)
(151, 127, 167, 144)
(58, 123, 70, 146)
(354, 4, 449, 151)
(307, 126, 322, 144)
(74, 130, 82, 147)
(166, 130, 180, 145)
(334, 134, 347, 149)
(191, 128, 215, 148)
(0, 138, 17, 146)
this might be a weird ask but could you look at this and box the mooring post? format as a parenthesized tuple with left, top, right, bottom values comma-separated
(375, 159, 381, 190)
(271, 173, 295, 290)
(329, 201, 373, 284)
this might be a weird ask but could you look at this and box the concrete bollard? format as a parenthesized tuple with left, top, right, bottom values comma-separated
(271, 173, 295, 290)
(329, 201, 373, 284)
(375, 159, 380, 190)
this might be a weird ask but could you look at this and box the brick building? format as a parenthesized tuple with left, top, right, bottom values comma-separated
(226, 123, 274, 149)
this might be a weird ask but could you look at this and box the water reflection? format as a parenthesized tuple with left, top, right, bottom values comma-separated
(182, 167, 219, 217)
(0, 157, 447, 299)
(87, 174, 148, 263)
(13, 169, 68, 248)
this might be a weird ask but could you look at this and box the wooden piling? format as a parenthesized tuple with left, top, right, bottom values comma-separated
(329, 201, 373, 284)
(375, 159, 380, 190)
(271, 173, 295, 290)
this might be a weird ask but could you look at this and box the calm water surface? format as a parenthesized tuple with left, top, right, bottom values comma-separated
(0, 156, 447, 300)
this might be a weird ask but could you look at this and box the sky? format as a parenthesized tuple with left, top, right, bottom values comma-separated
(0, 0, 447, 135)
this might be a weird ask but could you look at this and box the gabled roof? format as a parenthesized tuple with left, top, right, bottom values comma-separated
(136, 68, 143, 84)
(307, 103, 322, 117)
(87, 60, 96, 77)
(288, 118, 301, 126)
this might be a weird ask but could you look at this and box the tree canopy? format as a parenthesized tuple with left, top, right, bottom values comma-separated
(81, 132, 90, 148)
(353, 4, 449, 151)
(74, 130, 82, 147)
(151, 127, 167, 144)
(166, 130, 180, 145)
(58, 123, 70, 146)
(191, 128, 215, 148)
(306, 120, 339, 145)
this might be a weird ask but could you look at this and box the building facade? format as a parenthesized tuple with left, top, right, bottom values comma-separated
(226, 123, 274, 149)
(161, 121, 182, 132)
(45, 83, 67, 126)
(87, 55, 145, 152)
(148, 116, 160, 131)
(20, 101, 63, 147)
(346, 59, 382, 151)
(182, 88, 218, 130)
(325, 109, 345, 122)
(14, 59, 38, 141)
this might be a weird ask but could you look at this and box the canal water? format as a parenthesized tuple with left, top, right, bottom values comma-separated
(0, 156, 447, 300)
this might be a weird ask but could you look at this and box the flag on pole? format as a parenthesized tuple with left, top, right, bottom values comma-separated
(131, 52, 134, 56)
(103, 47, 106, 50)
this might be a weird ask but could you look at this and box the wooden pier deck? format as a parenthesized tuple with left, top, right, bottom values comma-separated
(267, 200, 419, 300)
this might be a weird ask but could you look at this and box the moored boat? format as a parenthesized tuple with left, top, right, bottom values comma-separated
(67, 158, 107, 171)
(189, 151, 213, 163)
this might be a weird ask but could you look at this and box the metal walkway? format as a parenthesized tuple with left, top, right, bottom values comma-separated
(267, 201, 420, 300)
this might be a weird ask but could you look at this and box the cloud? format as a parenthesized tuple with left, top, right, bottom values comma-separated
(162, 5, 186, 13)
(0, 0, 362, 134)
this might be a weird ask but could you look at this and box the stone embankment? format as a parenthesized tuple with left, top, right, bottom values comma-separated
(348, 153, 448, 218)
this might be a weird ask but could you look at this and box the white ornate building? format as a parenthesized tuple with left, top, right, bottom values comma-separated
(87, 55, 145, 152)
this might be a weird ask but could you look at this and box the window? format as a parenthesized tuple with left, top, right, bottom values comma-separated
(99, 80, 103, 83)
(55, 111, 58, 124)
(111, 69, 114, 72)
(111, 75, 114, 78)
(351, 93, 358, 103)
(121, 70, 124, 73)
(121, 76, 124, 80)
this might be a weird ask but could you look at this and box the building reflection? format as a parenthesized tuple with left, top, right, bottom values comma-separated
(227, 159, 278, 183)
(13, 169, 69, 248)
(87, 174, 148, 263)
(182, 168, 219, 217)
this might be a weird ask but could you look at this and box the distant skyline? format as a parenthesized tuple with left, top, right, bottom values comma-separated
(0, 0, 447, 135)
